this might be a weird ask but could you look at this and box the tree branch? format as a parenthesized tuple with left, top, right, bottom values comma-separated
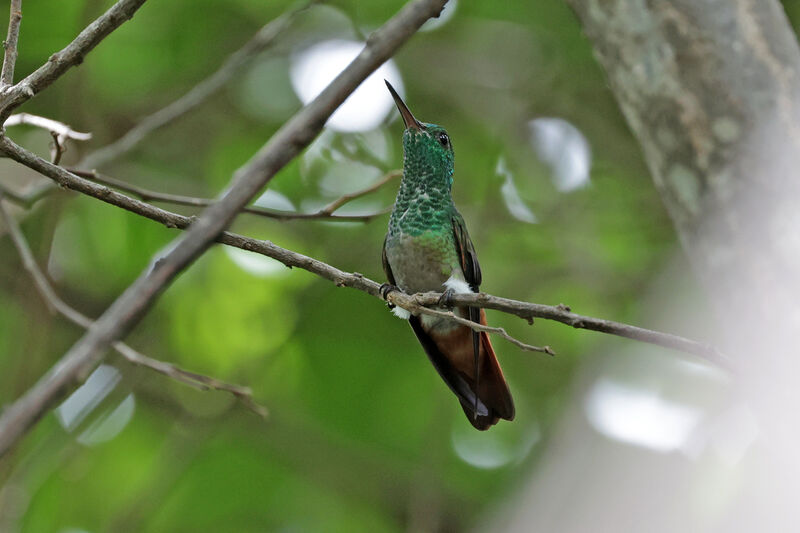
(80, 0, 319, 170)
(0, 135, 728, 367)
(0, 194, 268, 418)
(65, 167, 396, 222)
(0, 0, 149, 122)
(317, 169, 400, 216)
(0, 1, 314, 208)
(398, 303, 555, 355)
(0, 113, 91, 207)
(0, 194, 268, 416)
(5, 112, 92, 141)
(0, 0, 450, 459)
(1, 0, 22, 87)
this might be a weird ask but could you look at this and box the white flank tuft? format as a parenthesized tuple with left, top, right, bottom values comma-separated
(392, 306, 411, 319)
(443, 276, 473, 294)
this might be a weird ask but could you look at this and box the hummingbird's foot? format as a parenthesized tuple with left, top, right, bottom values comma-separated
(438, 288, 456, 309)
(379, 283, 400, 309)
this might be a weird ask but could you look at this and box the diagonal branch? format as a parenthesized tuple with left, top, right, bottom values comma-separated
(1, 0, 22, 86)
(66, 167, 396, 222)
(0, 0, 149, 122)
(2, 1, 314, 208)
(0, 0, 450, 459)
(80, 0, 319, 170)
(0, 194, 268, 417)
(317, 170, 400, 216)
(0, 135, 728, 369)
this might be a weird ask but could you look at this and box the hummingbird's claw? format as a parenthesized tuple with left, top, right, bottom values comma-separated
(438, 288, 455, 309)
(379, 283, 400, 309)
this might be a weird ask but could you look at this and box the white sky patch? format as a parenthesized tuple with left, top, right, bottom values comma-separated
(77, 394, 135, 446)
(420, 0, 458, 32)
(585, 378, 704, 454)
(290, 40, 404, 132)
(225, 247, 291, 279)
(529, 117, 592, 192)
(56, 365, 135, 447)
(253, 189, 295, 212)
(497, 156, 537, 223)
(57, 365, 121, 432)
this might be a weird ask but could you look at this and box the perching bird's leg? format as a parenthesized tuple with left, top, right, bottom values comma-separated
(379, 282, 400, 309)
(438, 288, 455, 309)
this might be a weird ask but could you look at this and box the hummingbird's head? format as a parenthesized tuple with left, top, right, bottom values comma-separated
(385, 80, 454, 188)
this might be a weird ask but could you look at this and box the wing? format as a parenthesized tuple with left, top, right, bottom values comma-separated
(451, 211, 486, 421)
(451, 211, 482, 291)
(381, 234, 396, 286)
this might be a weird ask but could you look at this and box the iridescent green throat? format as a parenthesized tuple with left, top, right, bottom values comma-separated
(388, 126, 455, 237)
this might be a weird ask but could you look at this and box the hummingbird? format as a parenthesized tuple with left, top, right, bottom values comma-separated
(381, 81, 515, 430)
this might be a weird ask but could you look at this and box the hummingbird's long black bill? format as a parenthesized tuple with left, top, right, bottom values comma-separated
(385, 80, 424, 131)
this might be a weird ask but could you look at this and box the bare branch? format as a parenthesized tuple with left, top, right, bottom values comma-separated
(5, 112, 92, 141)
(81, 0, 319, 170)
(0, 0, 149, 122)
(116, 349, 268, 418)
(1, 0, 22, 86)
(0, 1, 311, 208)
(0, 135, 727, 369)
(49, 131, 64, 165)
(318, 170, 400, 216)
(394, 292, 730, 369)
(0, 194, 267, 417)
(401, 303, 556, 355)
(0, 0, 449, 458)
(66, 167, 395, 222)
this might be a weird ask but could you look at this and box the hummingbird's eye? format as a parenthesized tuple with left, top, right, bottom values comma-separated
(437, 132, 449, 147)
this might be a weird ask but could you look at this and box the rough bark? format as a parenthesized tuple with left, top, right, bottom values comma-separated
(566, 0, 800, 322)
(505, 1, 800, 530)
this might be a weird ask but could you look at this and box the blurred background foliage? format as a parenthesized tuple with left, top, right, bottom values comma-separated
(2, 0, 798, 531)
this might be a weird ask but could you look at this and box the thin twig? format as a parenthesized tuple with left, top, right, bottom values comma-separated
(399, 292, 729, 367)
(318, 170, 400, 215)
(0, 1, 312, 207)
(0, 0, 149, 122)
(1, 0, 22, 86)
(5, 112, 92, 141)
(49, 131, 64, 165)
(66, 167, 395, 222)
(0, 136, 728, 370)
(80, 0, 319, 170)
(0, 113, 91, 204)
(0, 194, 268, 418)
(402, 303, 555, 355)
(0, 0, 449, 459)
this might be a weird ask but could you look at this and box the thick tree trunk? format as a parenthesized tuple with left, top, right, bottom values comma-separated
(501, 2, 800, 531)
(566, 0, 800, 415)
(566, 0, 800, 313)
